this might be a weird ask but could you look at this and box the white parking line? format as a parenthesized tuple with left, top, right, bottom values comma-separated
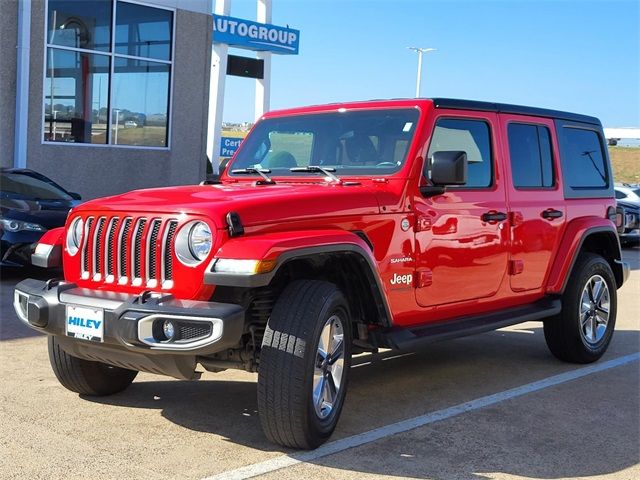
(203, 352, 640, 480)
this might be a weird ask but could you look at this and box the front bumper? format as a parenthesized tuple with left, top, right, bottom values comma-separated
(14, 278, 244, 379)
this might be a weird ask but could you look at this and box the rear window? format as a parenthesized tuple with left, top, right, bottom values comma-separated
(561, 128, 608, 189)
(555, 121, 612, 199)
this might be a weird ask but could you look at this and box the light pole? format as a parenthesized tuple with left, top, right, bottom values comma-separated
(114, 109, 121, 145)
(407, 47, 436, 98)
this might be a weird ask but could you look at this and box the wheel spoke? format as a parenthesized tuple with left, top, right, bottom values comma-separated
(329, 338, 344, 364)
(592, 279, 605, 304)
(596, 312, 608, 326)
(330, 362, 343, 391)
(590, 315, 598, 342)
(596, 304, 609, 315)
(323, 373, 335, 406)
(319, 323, 331, 358)
(313, 373, 325, 406)
(580, 311, 591, 327)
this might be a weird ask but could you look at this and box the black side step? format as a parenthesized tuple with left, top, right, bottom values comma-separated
(372, 297, 561, 350)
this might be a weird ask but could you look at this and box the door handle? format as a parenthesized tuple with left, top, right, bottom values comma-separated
(541, 209, 563, 220)
(481, 211, 507, 222)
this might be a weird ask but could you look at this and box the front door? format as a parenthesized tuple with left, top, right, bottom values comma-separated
(414, 112, 510, 308)
(499, 114, 566, 292)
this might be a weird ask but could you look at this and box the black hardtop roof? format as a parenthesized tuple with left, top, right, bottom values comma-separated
(430, 98, 601, 126)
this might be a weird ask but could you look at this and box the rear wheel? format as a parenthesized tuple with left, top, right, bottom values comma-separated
(544, 253, 617, 363)
(257, 280, 352, 449)
(48, 336, 138, 396)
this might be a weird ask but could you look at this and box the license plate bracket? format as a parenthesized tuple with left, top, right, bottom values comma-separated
(65, 305, 104, 343)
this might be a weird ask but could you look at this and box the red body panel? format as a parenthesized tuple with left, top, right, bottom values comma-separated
(59, 98, 616, 328)
(37, 227, 64, 247)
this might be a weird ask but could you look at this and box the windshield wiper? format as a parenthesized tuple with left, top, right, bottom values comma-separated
(231, 167, 275, 184)
(290, 166, 341, 183)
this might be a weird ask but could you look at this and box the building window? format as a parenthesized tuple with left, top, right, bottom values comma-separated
(44, 0, 173, 147)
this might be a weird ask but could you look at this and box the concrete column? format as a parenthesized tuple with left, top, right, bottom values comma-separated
(14, 0, 31, 168)
(206, 0, 231, 172)
(255, 0, 272, 121)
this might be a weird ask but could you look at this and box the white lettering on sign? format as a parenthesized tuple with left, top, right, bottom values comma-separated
(390, 273, 413, 286)
(213, 15, 300, 54)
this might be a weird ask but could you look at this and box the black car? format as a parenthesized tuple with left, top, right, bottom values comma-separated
(1, 168, 81, 267)
(615, 185, 640, 247)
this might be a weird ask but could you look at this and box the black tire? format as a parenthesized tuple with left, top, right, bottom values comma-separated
(258, 280, 352, 449)
(544, 253, 617, 363)
(48, 336, 138, 396)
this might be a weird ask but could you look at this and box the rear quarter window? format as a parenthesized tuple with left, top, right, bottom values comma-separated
(555, 120, 613, 199)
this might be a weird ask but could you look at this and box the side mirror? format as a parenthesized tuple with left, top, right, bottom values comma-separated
(431, 151, 467, 185)
(68, 192, 82, 200)
(420, 151, 468, 197)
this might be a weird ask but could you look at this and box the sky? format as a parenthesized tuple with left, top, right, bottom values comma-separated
(221, 0, 639, 127)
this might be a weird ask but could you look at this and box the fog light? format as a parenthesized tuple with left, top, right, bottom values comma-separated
(163, 320, 176, 341)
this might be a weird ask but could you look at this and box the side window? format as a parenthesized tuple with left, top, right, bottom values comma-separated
(508, 123, 554, 188)
(560, 127, 608, 189)
(427, 118, 493, 188)
(615, 190, 626, 199)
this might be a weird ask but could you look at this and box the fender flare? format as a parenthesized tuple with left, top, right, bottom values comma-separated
(204, 230, 393, 325)
(31, 227, 65, 268)
(546, 219, 624, 294)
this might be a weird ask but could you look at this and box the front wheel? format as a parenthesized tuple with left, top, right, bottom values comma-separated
(257, 280, 352, 449)
(48, 336, 138, 396)
(544, 253, 617, 363)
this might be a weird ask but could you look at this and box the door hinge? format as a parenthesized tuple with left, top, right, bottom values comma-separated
(417, 269, 433, 287)
(415, 216, 431, 232)
(509, 211, 524, 227)
(509, 259, 524, 275)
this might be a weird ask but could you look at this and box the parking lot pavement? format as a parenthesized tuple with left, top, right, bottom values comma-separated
(0, 249, 638, 480)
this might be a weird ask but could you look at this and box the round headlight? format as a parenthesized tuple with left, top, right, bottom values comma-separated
(188, 222, 212, 261)
(175, 221, 213, 265)
(66, 217, 83, 256)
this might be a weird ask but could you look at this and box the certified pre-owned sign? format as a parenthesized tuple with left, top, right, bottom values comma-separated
(213, 15, 300, 55)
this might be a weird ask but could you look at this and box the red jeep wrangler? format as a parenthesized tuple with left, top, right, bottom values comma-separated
(15, 98, 630, 449)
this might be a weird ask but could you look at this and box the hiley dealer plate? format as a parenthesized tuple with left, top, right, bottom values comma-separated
(65, 305, 104, 342)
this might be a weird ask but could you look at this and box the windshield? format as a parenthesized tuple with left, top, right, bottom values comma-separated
(633, 188, 640, 198)
(229, 108, 420, 177)
(0, 171, 72, 201)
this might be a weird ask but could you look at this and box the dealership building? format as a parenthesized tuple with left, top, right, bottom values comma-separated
(0, 0, 215, 199)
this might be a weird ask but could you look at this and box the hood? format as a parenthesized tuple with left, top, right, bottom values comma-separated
(76, 182, 382, 228)
(617, 200, 640, 211)
(0, 196, 73, 229)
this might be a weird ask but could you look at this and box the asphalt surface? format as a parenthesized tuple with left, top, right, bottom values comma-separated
(0, 248, 638, 480)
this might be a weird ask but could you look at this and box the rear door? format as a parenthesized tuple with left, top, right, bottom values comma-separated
(499, 114, 566, 292)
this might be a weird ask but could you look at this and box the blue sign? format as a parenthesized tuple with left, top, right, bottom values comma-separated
(220, 137, 243, 157)
(213, 15, 299, 55)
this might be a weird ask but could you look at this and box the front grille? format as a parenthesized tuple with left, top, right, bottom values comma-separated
(80, 215, 177, 289)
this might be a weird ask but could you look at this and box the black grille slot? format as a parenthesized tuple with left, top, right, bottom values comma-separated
(93, 217, 106, 276)
(148, 220, 161, 280)
(133, 219, 147, 279)
(106, 218, 119, 277)
(119, 218, 132, 280)
(178, 323, 212, 341)
(163, 221, 178, 281)
(82, 217, 94, 274)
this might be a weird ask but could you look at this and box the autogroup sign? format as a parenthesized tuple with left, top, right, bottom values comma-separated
(213, 15, 300, 55)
